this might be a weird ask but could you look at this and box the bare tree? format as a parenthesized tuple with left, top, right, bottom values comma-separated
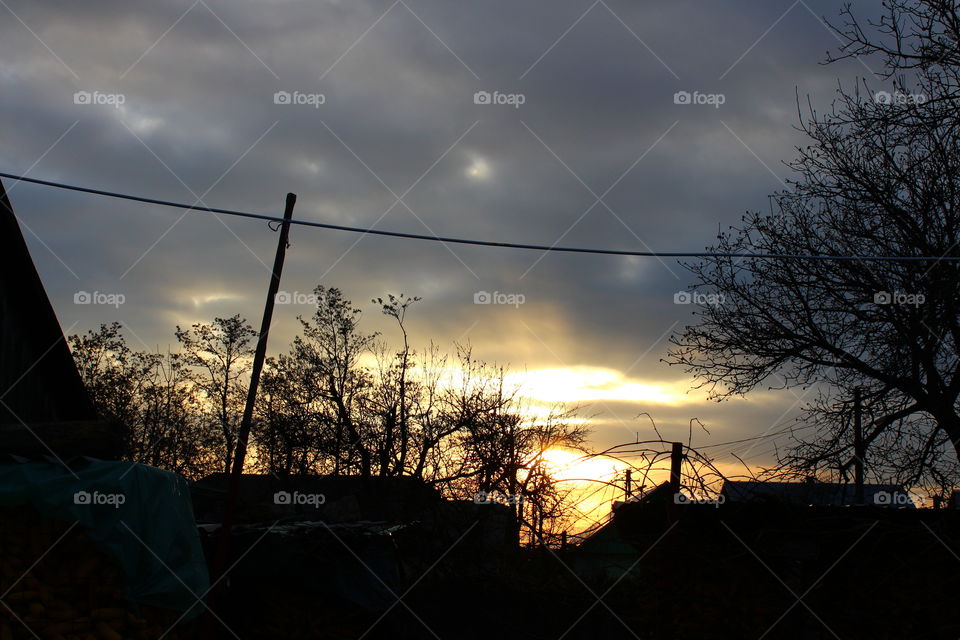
(133, 350, 206, 477)
(295, 286, 376, 477)
(70, 322, 151, 443)
(175, 315, 256, 474)
(436, 347, 590, 541)
(829, 1, 960, 103)
(371, 293, 421, 475)
(254, 352, 331, 477)
(667, 6, 960, 482)
(69, 323, 207, 478)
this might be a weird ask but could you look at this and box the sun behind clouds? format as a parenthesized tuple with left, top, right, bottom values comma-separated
(507, 367, 688, 405)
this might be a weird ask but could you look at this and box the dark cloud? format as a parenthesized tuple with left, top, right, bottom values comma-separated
(2, 0, 875, 466)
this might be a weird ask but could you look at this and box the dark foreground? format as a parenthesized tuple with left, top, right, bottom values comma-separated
(5, 502, 960, 639)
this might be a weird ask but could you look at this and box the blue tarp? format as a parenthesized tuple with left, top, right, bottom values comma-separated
(0, 459, 209, 619)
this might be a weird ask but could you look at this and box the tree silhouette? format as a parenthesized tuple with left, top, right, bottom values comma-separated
(668, 1, 960, 487)
(175, 315, 256, 474)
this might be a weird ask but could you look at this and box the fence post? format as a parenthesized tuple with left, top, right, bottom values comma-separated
(669, 442, 683, 494)
(668, 442, 683, 522)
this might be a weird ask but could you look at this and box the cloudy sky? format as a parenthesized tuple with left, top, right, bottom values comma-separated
(1, 0, 887, 472)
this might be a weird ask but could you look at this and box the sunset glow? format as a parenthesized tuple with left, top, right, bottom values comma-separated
(540, 448, 627, 531)
(540, 447, 622, 483)
(507, 367, 690, 406)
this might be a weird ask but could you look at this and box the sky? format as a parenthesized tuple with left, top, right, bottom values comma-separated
(1, 0, 887, 475)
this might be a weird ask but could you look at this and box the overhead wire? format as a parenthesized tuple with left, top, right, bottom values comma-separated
(4, 171, 960, 262)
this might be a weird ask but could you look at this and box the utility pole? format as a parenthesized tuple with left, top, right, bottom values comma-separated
(207, 192, 296, 632)
(853, 388, 865, 505)
(625, 469, 632, 500)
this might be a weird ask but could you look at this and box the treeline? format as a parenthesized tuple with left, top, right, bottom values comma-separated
(69, 286, 588, 537)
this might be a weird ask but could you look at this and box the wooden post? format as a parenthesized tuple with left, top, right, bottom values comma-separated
(668, 442, 683, 523)
(625, 469, 632, 499)
(207, 193, 296, 629)
(853, 388, 865, 505)
(669, 442, 683, 494)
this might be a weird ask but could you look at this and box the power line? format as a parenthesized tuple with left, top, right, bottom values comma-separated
(700, 421, 814, 451)
(3, 170, 960, 262)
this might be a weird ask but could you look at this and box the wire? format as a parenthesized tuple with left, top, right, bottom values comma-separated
(4, 170, 960, 262)
(699, 422, 814, 451)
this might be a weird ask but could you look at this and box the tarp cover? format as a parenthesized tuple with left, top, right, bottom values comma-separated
(0, 459, 208, 618)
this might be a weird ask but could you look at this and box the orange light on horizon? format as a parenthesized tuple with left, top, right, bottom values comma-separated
(539, 448, 627, 535)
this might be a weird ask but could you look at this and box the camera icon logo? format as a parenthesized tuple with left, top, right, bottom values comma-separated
(274, 291, 292, 304)
(874, 291, 892, 305)
(874, 91, 892, 104)
(274, 91, 291, 105)
(673, 291, 692, 304)
(273, 491, 292, 505)
(74, 491, 91, 504)
(74, 291, 92, 304)
(474, 291, 492, 304)
(673, 91, 692, 105)
(474, 91, 492, 105)
(73, 91, 92, 105)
